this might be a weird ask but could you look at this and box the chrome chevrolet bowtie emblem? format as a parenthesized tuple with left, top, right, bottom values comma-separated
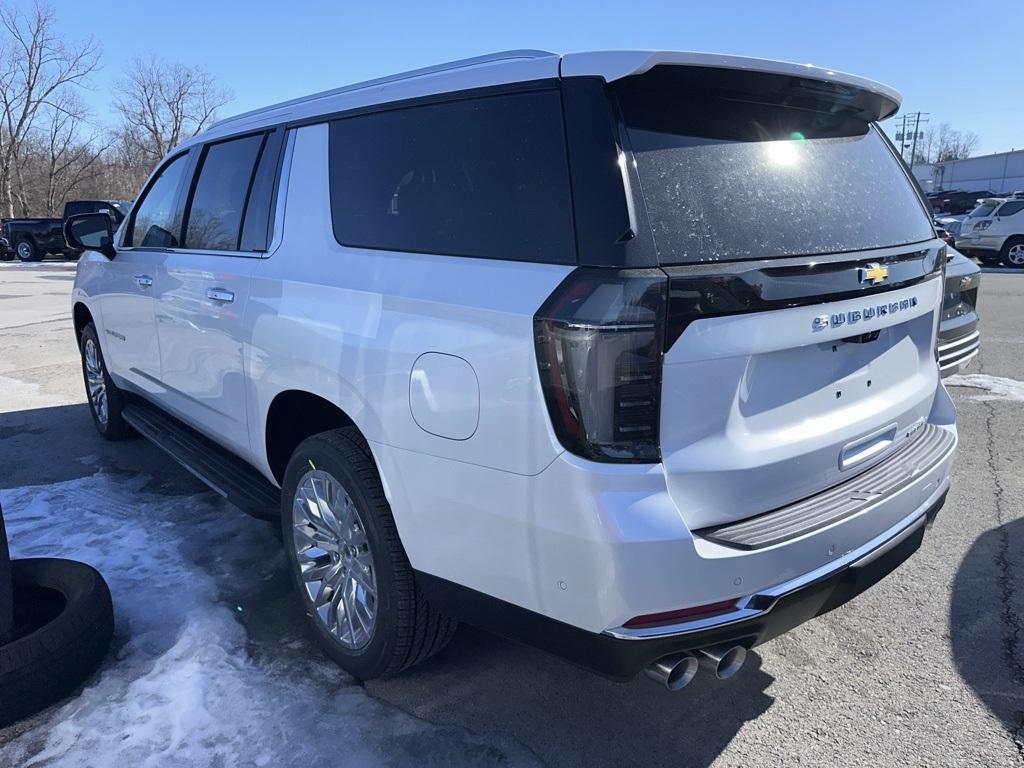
(858, 263, 889, 285)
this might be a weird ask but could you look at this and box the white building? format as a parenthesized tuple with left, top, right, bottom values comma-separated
(913, 149, 1024, 194)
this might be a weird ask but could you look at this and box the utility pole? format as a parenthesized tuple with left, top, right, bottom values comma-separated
(908, 112, 929, 170)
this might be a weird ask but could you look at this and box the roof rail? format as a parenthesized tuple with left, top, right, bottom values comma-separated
(210, 49, 558, 130)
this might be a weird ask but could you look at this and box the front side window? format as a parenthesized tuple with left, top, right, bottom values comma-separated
(997, 201, 1024, 217)
(328, 89, 575, 264)
(127, 154, 190, 248)
(614, 67, 935, 264)
(184, 133, 265, 251)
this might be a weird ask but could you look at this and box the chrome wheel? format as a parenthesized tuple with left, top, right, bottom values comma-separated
(16, 241, 32, 261)
(291, 470, 377, 650)
(1008, 243, 1024, 266)
(83, 338, 108, 426)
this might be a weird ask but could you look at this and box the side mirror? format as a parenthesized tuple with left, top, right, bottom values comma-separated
(65, 213, 115, 259)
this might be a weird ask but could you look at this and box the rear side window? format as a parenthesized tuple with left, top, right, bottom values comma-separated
(997, 201, 1024, 216)
(127, 153, 190, 248)
(184, 134, 265, 251)
(328, 90, 575, 264)
(614, 67, 935, 264)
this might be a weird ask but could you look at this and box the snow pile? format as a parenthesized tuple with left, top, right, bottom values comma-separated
(0, 473, 534, 767)
(945, 373, 1024, 403)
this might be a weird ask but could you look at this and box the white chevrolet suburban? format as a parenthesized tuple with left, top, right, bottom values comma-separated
(67, 50, 957, 690)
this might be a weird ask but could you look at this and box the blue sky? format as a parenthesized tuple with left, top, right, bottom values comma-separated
(43, 0, 1024, 157)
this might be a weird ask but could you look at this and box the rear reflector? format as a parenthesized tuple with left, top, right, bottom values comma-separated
(623, 599, 738, 628)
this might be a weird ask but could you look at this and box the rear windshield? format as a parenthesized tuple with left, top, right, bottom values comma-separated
(614, 67, 934, 264)
(969, 203, 998, 218)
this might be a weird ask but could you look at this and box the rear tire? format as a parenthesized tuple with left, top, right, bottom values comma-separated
(999, 237, 1024, 269)
(79, 323, 133, 440)
(0, 558, 114, 728)
(281, 428, 456, 680)
(15, 238, 39, 262)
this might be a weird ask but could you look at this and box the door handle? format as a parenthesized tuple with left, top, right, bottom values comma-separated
(206, 288, 235, 303)
(134, 274, 153, 288)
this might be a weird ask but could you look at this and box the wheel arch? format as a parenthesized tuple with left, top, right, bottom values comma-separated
(73, 302, 94, 345)
(264, 389, 362, 485)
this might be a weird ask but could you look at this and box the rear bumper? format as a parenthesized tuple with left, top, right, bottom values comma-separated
(419, 486, 948, 680)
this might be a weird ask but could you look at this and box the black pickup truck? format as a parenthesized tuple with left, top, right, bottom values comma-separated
(1, 200, 131, 262)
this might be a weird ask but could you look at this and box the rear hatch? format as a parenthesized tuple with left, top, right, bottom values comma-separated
(960, 199, 1001, 235)
(613, 65, 943, 530)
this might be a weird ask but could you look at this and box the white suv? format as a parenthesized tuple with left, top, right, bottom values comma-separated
(956, 194, 1024, 267)
(67, 50, 957, 691)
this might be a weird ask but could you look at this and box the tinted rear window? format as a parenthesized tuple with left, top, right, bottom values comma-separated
(328, 89, 575, 264)
(969, 203, 997, 218)
(184, 133, 265, 251)
(615, 67, 934, 264)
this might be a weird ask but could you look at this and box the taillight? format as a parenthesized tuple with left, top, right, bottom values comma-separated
(534, 268, 667, 463)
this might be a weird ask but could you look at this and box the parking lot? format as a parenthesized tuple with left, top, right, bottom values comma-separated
(0, 261, 1022, 767)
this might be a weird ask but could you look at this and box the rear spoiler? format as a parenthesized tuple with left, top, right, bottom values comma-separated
(561, 50, 902, 121)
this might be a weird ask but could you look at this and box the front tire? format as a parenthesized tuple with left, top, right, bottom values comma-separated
(79, 323, 132, 440)
(15, 238, 39, 262)
(281, 428, 456, 680)
(1000, 237, 1024, 269)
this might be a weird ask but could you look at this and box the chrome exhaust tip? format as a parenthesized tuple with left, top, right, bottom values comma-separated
(697, 644, 747, 680)
(644, 653, 699, 691)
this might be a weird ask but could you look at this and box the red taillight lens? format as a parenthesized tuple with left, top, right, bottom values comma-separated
(534, 269, 667, 463)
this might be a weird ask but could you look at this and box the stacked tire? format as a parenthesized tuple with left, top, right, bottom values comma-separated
(0, 504, 114, 728)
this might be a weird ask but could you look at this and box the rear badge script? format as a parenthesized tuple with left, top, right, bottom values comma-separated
(812, 297, 918, 331)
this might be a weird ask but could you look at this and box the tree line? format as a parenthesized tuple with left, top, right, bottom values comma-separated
(0, 2, 229, 218)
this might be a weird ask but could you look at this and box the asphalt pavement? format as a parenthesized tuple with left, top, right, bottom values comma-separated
(0, 261, 1021, 767)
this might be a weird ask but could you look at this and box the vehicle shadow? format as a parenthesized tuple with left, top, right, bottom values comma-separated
(364, 627, 775, 766)
(0, 403, 202, 493)
(949, 516, 1024, 737)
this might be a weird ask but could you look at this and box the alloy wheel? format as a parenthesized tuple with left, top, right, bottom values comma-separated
(16, 242, 31, 261)
(1008, 243, 1024, 266)
(291, 469, 377, 650)
(83, 338, 108, 426)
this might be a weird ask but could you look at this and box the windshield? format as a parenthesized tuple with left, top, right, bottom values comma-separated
(969, 203, 997, 218)
(614, 67, 934, 264)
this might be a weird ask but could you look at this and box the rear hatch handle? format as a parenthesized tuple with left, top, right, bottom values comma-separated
(840, 423, 898, 471)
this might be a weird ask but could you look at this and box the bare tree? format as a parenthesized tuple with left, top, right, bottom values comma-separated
(114, 56, 231, 166)
(0, 2, 100, 216)
(914, 122, 981, 165)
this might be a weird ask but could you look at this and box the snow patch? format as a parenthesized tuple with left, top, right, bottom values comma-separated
(0, 473, 535, 767)
(946, 373, 1024, 403)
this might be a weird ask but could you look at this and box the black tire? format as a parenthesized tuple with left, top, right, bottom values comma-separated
(999, 236, 1024, 269)
(15, 238, 39, 262)
(0, 507, 11, 645)
(281, 428, 456, 680)
(79, 323, 133, 440)
(0, 558, 114, 728)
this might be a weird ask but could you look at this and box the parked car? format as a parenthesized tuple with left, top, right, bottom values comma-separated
(955, 196, 1024, 266)
(938, 249, 981, 376)
(2, 200, 130, 262)
(934, 222, 955, 247)
(929, 190, 995, 215)
(67, 50, 957, 690)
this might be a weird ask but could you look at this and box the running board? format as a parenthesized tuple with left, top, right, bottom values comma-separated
(122, 402, 281, 520)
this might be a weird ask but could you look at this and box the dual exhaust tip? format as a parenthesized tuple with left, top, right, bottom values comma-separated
(644, 645, 747, 691)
